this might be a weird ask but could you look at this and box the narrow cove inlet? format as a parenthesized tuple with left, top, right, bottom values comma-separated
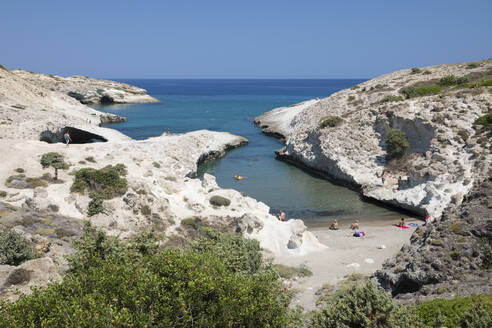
(98, 79, 410, 227)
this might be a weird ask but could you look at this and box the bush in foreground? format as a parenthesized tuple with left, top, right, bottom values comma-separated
(414, 294, 492, 327)
(385, 128, 410, 159)
(0, 224, 299, 327)
(0, 230, 38, 266)
(310, 282, 420, 328)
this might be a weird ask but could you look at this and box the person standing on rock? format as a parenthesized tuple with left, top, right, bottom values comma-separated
(380, 170, 386, 185)
(64, 131, 72, 147)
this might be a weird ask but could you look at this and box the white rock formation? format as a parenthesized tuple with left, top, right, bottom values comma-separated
(12, 69, 159, 105)
(0, 65, 326, 268)
(255, 59, 491, 220)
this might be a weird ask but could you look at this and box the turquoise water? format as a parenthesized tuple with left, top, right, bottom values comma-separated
(97, 79, 404, 226)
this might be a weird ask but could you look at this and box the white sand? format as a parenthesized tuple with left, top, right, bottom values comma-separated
(274, 220, 419, 310)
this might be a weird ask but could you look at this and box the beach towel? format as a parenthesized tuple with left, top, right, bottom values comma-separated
(393, 224, 410, 229)
(409, 223, 419, 227)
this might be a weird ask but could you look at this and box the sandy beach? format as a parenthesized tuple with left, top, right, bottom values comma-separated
(275, 219, 420, 310)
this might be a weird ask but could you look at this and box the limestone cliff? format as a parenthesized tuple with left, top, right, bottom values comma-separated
(256, 59, 492, 220)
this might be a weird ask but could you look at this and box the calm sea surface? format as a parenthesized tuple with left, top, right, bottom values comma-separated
(97, 79, 405, 226)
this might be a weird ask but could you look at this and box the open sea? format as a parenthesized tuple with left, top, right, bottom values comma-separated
(97, 79, 407, 227)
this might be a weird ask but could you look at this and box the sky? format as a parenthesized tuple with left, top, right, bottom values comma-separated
(1, 0, 491, 79)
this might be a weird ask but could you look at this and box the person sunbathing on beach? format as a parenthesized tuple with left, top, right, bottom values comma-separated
(397, 218, 406, 227)
(329, 219, 339, 230)
(350, 220, 359, 230)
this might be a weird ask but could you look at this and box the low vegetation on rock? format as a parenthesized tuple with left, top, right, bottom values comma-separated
(209, 195, 231, 207)
(319, 116, 343, 128)
(400, 85, 444, 99)
(0, 229, 38, 266)
(71, 164, 127, 199)
(71, 164, 127, 216)
(385, 128, 410, 159)
(475, 112, 492, 131)
(374, 95, 404, 104)
(273, 264, 313, 279)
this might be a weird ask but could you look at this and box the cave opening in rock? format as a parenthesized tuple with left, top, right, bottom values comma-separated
(40, 127, 107, 144)
(100, 95, 114, 104)
(393, 276, 422, 296)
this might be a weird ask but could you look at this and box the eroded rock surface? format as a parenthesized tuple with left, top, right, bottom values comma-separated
(255, 59, 492, 219)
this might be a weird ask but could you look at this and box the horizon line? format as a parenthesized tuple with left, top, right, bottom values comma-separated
(105, 77, 370, 80)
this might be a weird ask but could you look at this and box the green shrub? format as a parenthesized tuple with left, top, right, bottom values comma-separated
(385, 129, 410, 159)
(431, 239, 444, 246)
(0, 224, 298, 327)
(475, 112, 492, 131)
(411, 67, 422, 74)
(466, 63, 480, 69)
(376, 95, 404, 104)
(15, 168, 24, 173)
(40, 152, 69, 181)
(152, 161, 160, 168)
(423, 70, 432, 75)
(71, 164, 127, 199)
(375, 84, 385, 89)
(351, 85, 360, 90)
(478, 79, 492, 87)
(87, 194, 104, 216)
(450, 221, 465, 235)
(348, 95, 355, 102)
(414, 295, 492, 328)
(25, 177, 48, 189)
(209, 195, 231, 207)
(193, 229, 262, 274)
(85, 156, 96, 163)
(400, 85, 444, 98)
(0, 64, 7, 70)
(310, 282, 420, 328)
(0, 230, 38, 266)
(141, 205, 151, 216)
(439, 75, 468, 86)
(273, 264, 313, 279)
(319, 116, 343, 128)
(0, 190, 7, 198)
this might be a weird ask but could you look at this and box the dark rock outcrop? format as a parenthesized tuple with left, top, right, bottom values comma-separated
(375, 172, 492, 302)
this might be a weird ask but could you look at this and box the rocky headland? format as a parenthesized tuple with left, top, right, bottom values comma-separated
(255, 59, 491, 304)
(255, 59, 491, 221)
(11, 69, 159, 105)
(0, 65, 324, 301)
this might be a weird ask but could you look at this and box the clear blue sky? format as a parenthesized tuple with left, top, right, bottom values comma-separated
(1, 0, 490, 79)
